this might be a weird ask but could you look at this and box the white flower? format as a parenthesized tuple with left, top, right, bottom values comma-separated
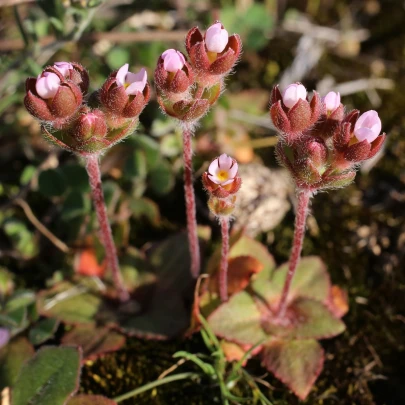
(208, 154, 238, 186)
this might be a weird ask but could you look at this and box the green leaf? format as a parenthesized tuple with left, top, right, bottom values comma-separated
(62, 191, 90, 220)
(29, 318, 59, 345)
(134, 135, 160, 169)
(208, 291, 267, 345)
(148, 160, 174, 196)
(61, 325, 125, 360)
(262, 298, 345, 340)
(3, 220, 38, 258)
(37, 281, 102, 324)
(251, 256, 331, 309)
(67, 395, 117, 405)
(38, 169, 67, 197)
(12, 346, 81, 405)
(0, 337, 34, 390)
(261, 339, 324, 400)
(125, 149, 148, 180)
(130, 197, 161, 225)
(60, 164, 90, 192)
(20, 165, 36, 186)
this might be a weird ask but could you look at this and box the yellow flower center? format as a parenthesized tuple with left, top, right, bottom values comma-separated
(217, 170, 229, 182)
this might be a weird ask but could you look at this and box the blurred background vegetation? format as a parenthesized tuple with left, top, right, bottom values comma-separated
(1, 0, 405, 404)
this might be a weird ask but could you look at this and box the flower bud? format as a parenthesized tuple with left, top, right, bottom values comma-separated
(185, 21, 242, 86)
(54, 61, 73, 76)
(162, 49, 186, 72)
(100, 64, 150, 119)
(202, 154, 241, 198)
(323, 91, 341, 113)
(207, 195, 237, 217)
(354, 110, 381, 143)
(36, 72, 61, 99)
(270, 85, 321, 139)
(205, 23, 229, 54)
(73, 109, 107, 142)
(154, 50, 194, 96)
(282, 83, 307, 109)
(24, 69, 83, 123)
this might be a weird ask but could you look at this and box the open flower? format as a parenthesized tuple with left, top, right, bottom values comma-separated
(282, 84, 307, 109)
(354, 110, 381, 143)
(205, 23, 229, 54)
(208, 154, 238, 185)
(202, 154, 241, 198)
(116, 64, 147, 95)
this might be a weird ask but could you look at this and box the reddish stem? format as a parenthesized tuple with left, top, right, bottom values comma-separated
(182, 125, 200, 278)
(276, 189, 311, 319)
(85, 154, 129, 302)
(219, 217, 230, 302)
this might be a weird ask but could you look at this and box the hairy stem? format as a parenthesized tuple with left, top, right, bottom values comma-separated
(219, 217, 230, 302)
(276, 189, 311, 319)
(182, 124, 200, 278)
(85, 154, 129, 302)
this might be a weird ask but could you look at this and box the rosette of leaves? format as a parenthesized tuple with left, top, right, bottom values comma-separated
(198, 232, 348, 400)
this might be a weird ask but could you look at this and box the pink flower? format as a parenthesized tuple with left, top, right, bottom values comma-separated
(161, 49, 186, 72)
(53, 61, 73, 76)
(354, 110, 381, 143)
(205, 23, 229, 53)
(282, 83, 307, 109)
(35, 72, 61, 99)
(208, 153, 238, 186)
(116, 64, 147, 95)
(323, 91, 340, 112)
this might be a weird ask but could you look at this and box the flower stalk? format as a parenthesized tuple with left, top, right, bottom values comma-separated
(276, 189, 311, 319)
(219, 217, 230, 302)
(182, 124, 200, 278)
(85, 154, 129, 302)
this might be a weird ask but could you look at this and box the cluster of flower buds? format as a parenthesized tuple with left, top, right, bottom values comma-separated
(270, 83, 386, 191)
(154, 21, 241, 122)
(202, 154, 241, 217)
(24, 62, 150, 155)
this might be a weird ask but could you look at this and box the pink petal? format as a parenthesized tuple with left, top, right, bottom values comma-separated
(116, 64, 129, 86)
(354, 127, 378, 143)
(54, 61, 73, 76)
(162, 49, 185, 72)
(218, 153, 232, 170)
(221, 178, 235, 186)
(36, 72, 61, 99)
(205, 23, 229, 53)
(282, 83, 307, 109)
(125, 68, 147, 95)
(323, 91, 340, 111)
(207, 173, 221, 185)
(228, 162, 238, 178)
(208, 158, 219, 174)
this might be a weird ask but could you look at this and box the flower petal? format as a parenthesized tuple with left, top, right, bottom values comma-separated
(116, 63, 129, 86)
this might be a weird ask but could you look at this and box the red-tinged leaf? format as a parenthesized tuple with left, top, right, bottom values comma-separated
(229, 235, 276, 275)
(321, 171, 356, 189)
(209, 256, 263, 296)
(0, 337, 34, 390)
(74, 248, 106, 278)
(288, 98, 311, 132)
(261, 298, 345, 340)
(327, 285, 349, 318)
(251, 256, 330, 310)
(185, 26, 203, 54)
(333, 122, 352, 149)
(261, 339, 324, 400)
(221, 340, 263, 365)
(67, 395, 117, 405)
(208, 291, 267, 345)
(66, 394, 117, 405)
(343, 109, 360, 127)
(61, 325, 125, 361)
